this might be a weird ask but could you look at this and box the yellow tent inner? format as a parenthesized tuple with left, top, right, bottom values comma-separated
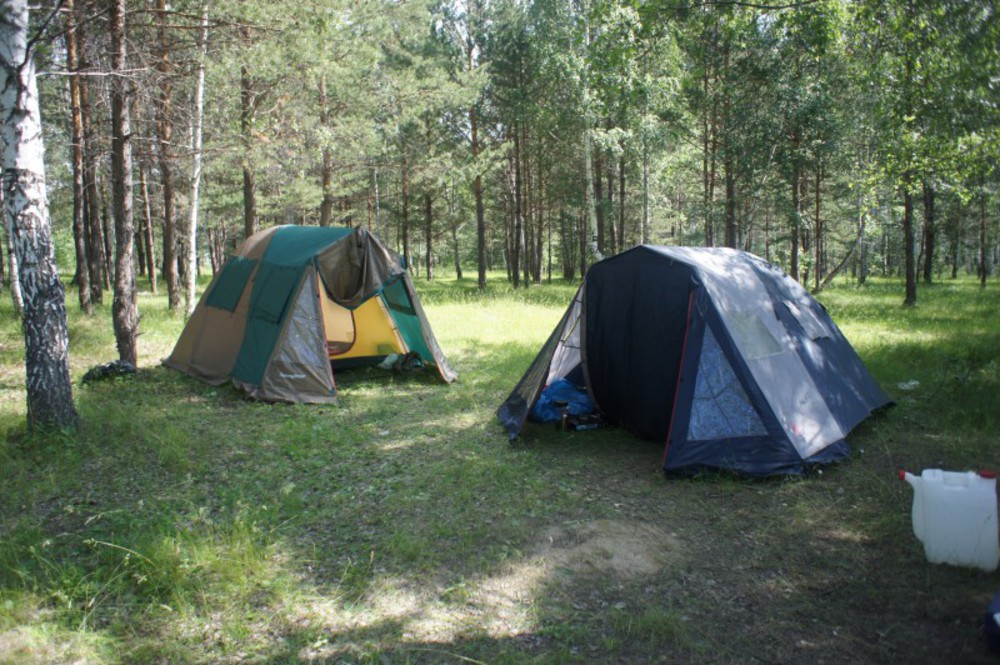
(319, 276, 406, 359)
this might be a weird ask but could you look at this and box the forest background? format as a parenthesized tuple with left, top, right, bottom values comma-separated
(6, 0, 999, 330)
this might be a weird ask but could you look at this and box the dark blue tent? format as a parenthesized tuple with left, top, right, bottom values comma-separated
(498, 246, 891, 476)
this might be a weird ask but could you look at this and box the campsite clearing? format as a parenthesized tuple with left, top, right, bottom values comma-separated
(1, 276, 998, 663)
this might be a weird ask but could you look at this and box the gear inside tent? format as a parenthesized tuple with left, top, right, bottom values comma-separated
(498, 246, 890, 476)
(165, 225, 455, 403)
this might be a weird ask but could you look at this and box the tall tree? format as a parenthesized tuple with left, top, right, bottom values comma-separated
(108, 0, 139, 365)
(239, 58, 258, 238)
(64, 0, 91, 314)
(154, 0, 180, 308)
(184, 7, 208, 316)
(76, 3, 105, 305)
(0, 0, 78, 429)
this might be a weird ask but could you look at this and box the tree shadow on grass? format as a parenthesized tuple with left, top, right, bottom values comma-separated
(4, 325, 999, 663)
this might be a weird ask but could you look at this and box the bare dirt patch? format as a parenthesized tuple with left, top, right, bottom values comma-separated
(535, 519, 683, 578)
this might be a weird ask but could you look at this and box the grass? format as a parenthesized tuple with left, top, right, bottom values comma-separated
(0, 271, 999, 663)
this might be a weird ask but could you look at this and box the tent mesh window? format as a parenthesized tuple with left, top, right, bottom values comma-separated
(688, 328, 768, 441)
(205, 257, 257, 311)
(546, 295, 583, 386)
(273, 279, 329, 370)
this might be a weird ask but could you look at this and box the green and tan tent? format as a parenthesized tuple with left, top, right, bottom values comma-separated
(165, 225, 456, 402)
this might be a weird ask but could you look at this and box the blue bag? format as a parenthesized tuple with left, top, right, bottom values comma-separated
(529, 378, 595, 423)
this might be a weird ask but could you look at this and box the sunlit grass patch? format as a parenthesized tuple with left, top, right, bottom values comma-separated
(1, 273, 999, 662)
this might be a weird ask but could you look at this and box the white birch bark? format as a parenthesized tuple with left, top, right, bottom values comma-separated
(0, 180, 23, 314)
(0, 0, 78, 429)
(578, 0, 602, 266)
(184, 7, 208, 316)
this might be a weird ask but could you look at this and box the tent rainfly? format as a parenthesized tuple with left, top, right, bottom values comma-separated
(165, 225, 455, 402)
(498, 246, 891, 476)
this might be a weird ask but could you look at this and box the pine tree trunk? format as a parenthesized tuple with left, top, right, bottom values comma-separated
(724, 154, 737, 248)
(521, 129, 532, 287)
(641, 141, 649, 245)
(707, 89, 719, 248)
(466, 0, 486, 288)
(618, 156, 626, 251)
(452, 224, 462, 280)
(980, 186, 988, 289)
(401, 154, 410, 270)
(1, 0, 78, 429)
(562, 210, 576, 280)
(471, 104, 485, 289)
(814, 166, 822, 292)
(139, 161, 157, 294)
(65, 0, 91, 314)
(77, 22, 104, 305)
(109, 0, 139, 365)
(701, 64, 714, 247)
(607, 152, 617, 255)
(536, 171, 545, 284)
(790, 158, 801, 282)
(101, 184, 113, 287)
(512, 130, 522, 288)
(135, 204, 146, 276)
(155, 0, 180, 308)
(922, 180, 935, 284)
(547, 205, 552, 283)
(800, 174, 811, 285)
(857, 190, 868, 286)
(595, 149, 605, 254)
(319, 75, 334, 227)
(902, 175, 917, 306)
(240, 62, 258, 239)
(424, 192, 433, 280)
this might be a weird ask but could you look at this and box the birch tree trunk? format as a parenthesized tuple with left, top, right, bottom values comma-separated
(578, 2, 602, 266)
(184, 8, 208, 316)
(109, 0, 139, 365)
(1, 181, 23, 314)
(0, 0, 78, 429)
(582, 127, 602, 265)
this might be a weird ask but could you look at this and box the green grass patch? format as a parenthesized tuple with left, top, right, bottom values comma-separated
(0, 273, 999, 662)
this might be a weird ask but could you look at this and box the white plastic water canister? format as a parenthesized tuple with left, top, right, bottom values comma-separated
(901, 469, 1000, 572)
